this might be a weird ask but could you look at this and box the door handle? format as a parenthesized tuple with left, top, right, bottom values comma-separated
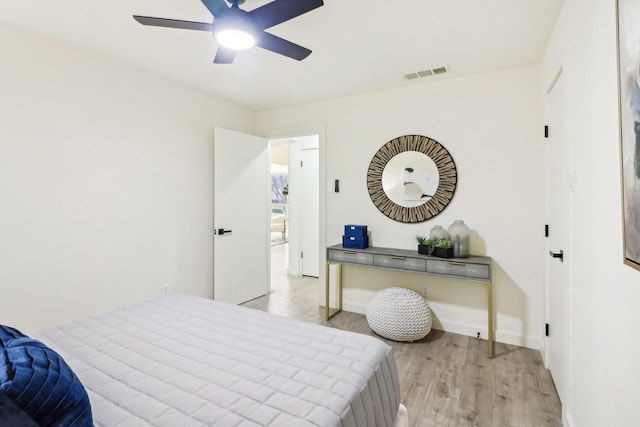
(549, 250, 564, 262)
(215, 228, 232, 235)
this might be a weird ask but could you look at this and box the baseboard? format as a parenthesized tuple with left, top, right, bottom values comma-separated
(565, 411, 574, 427)
(539, 337, 549, 368)
(495, 330, 541, 350)
(341, 302, 540, 350)
(341, 301, 368, 316)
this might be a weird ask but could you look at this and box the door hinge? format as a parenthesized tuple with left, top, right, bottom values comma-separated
(545, 323, 550, 337)
(300, 160, 303, 167)
(301, 251, 304, 258)
(544, 125, 549, 138)
(545, 224, 549, 237)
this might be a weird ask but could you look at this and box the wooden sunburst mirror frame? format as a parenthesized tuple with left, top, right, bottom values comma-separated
(367, 134, 457, 223)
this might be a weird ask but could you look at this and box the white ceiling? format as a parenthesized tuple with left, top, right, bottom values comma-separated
(0, 0, 563, 110)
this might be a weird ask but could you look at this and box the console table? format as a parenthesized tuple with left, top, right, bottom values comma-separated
(326, 244, 494, 357)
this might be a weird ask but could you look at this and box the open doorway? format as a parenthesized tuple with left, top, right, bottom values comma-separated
(270, 144, 289, 247)
(270, 142, 289, 285)
(269, 135, 320, 282)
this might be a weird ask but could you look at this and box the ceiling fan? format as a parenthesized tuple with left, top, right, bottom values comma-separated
(133, 0, 324, 64)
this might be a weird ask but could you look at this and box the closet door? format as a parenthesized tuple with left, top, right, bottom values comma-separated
(545, 71, 570, 405)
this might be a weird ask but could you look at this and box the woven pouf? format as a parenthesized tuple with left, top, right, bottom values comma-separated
(366, 287, 432, 342)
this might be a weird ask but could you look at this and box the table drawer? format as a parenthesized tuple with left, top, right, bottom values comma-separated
(373, 254, 426, 272)
(328, 249, 374, 265)
(426, 259, 490, 280)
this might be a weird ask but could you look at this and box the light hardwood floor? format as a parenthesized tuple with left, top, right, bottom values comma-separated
(242, 244, 562, 427)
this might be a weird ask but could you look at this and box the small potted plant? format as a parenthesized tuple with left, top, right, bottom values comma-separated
(432, 239, 454, 258)
(416, 236, 434, 255)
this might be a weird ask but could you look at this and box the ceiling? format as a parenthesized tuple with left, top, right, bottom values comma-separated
(0, 0, 563, 110)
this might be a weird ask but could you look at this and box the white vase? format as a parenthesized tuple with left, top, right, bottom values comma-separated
(429, 225, 449, 241)
(448, 220, 470, 258)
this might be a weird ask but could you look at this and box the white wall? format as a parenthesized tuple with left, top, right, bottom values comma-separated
(256, 66, 545, 348)
(543, 0, 640, 426)
(0, 24, 254, 333)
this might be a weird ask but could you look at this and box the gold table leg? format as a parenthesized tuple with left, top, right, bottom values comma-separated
(488, 280, 494, 358)
(326, 262, 342, 320)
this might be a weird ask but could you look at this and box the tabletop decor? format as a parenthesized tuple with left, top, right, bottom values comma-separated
(415, 236, 453, 258)
(448, 219, 470, 258)
(432, 239, 454, 258)
(416, 236, 434, 255)
(429, 225, 449, 241)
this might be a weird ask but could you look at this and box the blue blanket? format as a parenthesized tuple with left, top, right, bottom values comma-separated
(0, 325, 93, 426)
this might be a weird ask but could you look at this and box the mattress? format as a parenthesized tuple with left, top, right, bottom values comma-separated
(36, 293, 401, 426)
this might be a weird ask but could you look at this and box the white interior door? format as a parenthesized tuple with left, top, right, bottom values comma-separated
(214, 127, 269, 304)
(546, 72, 570, 405)
(300, 148, 319, 277)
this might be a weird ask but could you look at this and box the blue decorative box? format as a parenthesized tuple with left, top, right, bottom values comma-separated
(342, 235, 369, 249)
(344, 224, 368, 237)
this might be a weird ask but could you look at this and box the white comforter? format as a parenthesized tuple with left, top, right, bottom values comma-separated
(38, 293, 401, 426)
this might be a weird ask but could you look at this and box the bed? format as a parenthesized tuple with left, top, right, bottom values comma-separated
(2, 293, 406, 426)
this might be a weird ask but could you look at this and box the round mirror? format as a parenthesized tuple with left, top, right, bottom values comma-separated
(381, 151, 439, 208)
(367, 135, 457, 223)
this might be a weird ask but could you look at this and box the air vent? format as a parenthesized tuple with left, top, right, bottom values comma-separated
(404, 66, 449, 80)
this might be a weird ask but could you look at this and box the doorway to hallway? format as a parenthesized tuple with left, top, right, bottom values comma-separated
(269, 135, 320, 281)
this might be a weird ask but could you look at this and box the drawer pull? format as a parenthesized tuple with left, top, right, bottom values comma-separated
(345, 251, 357, 255)
(448, 261, 466, 267)
(391, 256, 406, 260)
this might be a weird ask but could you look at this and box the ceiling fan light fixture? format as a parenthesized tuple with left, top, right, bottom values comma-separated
(215, 28, 255, 50)
(134, 0, 325, 63)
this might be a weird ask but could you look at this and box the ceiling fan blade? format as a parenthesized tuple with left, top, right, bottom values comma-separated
(200, 0, 229, 17)
(248, 0, 324, 30)
(213, 47, 238, 64)
(256, 31, 311, 61)
(133, 16, 214, 32)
